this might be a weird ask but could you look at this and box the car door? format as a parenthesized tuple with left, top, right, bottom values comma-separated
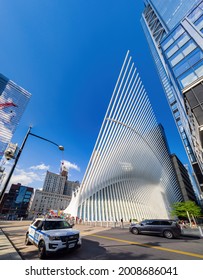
(141, 220, 161, 234)
(139, 220, 153, 233)
(29, 220, 42, 245)
(150, 220, 162, 233)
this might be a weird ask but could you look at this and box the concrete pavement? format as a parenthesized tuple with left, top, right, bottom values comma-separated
(0, 228, 21, 260)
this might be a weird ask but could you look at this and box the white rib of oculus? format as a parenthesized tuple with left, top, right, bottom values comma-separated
(65, 51, 183, 222)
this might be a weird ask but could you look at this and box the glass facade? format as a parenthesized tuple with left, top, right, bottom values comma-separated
(65, 52, 184, 221)
(161, 19, 203, 90)
(0, 184, 33, 219)
(0, 74, 31, 161)
(141, 0, 203, 194)
(145, 0, 201, 31)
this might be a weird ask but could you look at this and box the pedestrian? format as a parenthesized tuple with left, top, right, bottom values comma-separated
(114, 218, 117, 228)
(121, 218, 123, 228)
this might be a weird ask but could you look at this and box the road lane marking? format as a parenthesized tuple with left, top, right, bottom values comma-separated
(90, 234, 203, 259)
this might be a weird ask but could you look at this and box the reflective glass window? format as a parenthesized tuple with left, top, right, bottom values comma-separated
(194, 14, 203, 30)
(171, 102, 177, 110)
(174, 110, 180, 118)
(188, 49, 203, 66)
(177, 119, 182, 126)
(151, 221, 160, 225)
(177, 33, 190, 48)
(182, 41, 196, 57)
(179, 125, 184, 133)
(170, 41, 198, 67)
(169, 95, 175, 104)
(162, 26, 184, 51)
(166, 44, 179, 58)
(170, 52, 184, 67)
(162, 36, 174, 51)
(173, 60, 190, 77)
(178, 70, 197, 88)
(188, 6, 203, 23)
(172, 25, 184, 40)
(169, 44, 199, 69)
(194, 61, 203, 78)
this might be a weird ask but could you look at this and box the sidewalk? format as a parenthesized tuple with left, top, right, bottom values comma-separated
(181, 226, 203, 238)
(0, 228, 21, 260)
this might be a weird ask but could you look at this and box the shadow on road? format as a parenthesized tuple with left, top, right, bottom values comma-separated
(45, 238, 107, 260)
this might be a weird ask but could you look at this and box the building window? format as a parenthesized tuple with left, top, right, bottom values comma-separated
(194, 14, 203, 30)
(166, 33, 190, 59)
(188, 6, 203, 23)
(162, 25, 184, 51)
(173, 58, 191, 77)
(169, 40, 197, 67)
(179, 69, 197, 88)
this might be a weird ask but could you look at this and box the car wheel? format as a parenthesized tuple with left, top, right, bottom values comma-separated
(163, 230, 174, 239)
(38, 241, 47, 259)
(132, 227, 139, 235)
(25, 233, 32, 245)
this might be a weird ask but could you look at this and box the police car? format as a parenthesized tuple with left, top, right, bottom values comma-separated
(25, 218, 82, 259)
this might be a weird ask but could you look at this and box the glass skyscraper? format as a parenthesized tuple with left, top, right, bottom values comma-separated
(0, 74, 31, 161)
(65, 51, 184, 222)
(141, 0, 203, 197)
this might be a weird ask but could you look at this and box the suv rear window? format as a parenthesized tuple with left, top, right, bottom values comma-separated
(160, 221, 172, 225)
(151, 221, 161, 225)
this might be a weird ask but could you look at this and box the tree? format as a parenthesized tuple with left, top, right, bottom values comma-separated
(171, 201, 202, 219)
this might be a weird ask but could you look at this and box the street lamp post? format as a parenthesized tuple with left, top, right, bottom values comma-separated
(0, 126, 64, 203)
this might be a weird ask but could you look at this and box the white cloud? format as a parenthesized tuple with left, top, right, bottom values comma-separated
(1, 159, 80, 192)
(10, 169, 44, 186)
(1, 164, 47, 190)
(61, 160, 80, 172)
(29, 163, 50, 171)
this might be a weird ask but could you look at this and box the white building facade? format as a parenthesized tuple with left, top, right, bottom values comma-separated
(65, 51, 184, 222)
(29, 164, 78, 216)
(29, 190, 71, 217)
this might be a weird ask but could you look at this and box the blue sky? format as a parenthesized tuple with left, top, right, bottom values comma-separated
(0, 0, 189, 190)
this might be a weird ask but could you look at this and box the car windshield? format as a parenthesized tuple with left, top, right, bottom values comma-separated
(43, 220, 71, 230)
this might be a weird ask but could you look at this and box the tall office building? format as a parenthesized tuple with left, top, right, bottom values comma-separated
(29, 162, 80, 217)
(65, 51, 184, 222)
(170, 154, 198, 202)
(42, 170, 67, 194)
(0, 74, 31, 161)
(141, 0, 203, 197)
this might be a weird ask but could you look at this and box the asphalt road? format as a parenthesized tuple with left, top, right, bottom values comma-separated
(1, 221, 203, 260)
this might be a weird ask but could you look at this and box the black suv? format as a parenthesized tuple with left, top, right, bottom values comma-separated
(129, 219, 181, 239)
